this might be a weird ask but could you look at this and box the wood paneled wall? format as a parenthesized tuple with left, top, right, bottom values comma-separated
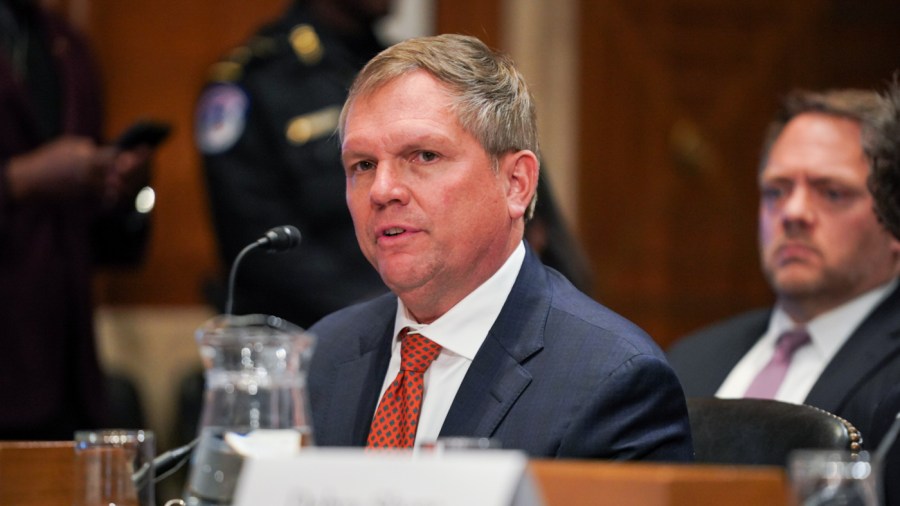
(435, 1, 501, 48)
(74, 0, 899, 349)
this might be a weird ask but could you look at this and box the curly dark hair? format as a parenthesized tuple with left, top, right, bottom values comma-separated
(867, 78, 900, 239)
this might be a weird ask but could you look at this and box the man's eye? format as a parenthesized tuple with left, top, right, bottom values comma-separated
(353, 160, 376, 172)
(760, 186, 784, 201)
(416, 151, 439, 163)
(821, 187, 848, 202)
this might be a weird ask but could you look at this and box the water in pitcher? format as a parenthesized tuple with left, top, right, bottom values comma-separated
(184, 314, 315, 505)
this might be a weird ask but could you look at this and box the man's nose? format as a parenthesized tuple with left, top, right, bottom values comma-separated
(781, 186, 815, 228)
(369, 162, 410, 206)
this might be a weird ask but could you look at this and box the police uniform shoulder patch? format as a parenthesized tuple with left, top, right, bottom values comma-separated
(195, 83, 249, 155)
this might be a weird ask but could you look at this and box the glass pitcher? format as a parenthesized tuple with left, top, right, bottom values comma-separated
(184, 314, 315, 505)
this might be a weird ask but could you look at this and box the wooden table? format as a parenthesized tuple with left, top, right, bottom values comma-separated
(0, 441, 76, 505)
(530, 459, 788, 505)
(1, 441, 790, 505)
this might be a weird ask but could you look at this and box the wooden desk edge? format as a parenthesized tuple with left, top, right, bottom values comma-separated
(1, 442, 791, 506)
(528, 459, 790, 506)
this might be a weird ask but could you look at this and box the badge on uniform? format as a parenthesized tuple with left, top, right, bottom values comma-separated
(195, 83, 249, 155)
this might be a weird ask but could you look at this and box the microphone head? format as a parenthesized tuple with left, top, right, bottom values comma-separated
(258, 225, 301, 252)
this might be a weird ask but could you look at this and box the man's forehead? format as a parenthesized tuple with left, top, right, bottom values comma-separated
(343, 74, 460, 140)
(759, 163, 868, 185)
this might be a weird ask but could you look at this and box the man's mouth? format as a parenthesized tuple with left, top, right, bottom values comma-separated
(775, 242, 817, 262)
(383, 227, 406, 237)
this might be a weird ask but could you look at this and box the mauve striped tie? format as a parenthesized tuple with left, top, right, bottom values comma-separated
(744, 328, 812, 399)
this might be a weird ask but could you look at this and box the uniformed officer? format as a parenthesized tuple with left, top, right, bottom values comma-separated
(195, 0, 392, 328)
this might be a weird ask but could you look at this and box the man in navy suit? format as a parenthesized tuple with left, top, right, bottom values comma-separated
(306, 34, 693, 460)
(668, 82, 900, 451)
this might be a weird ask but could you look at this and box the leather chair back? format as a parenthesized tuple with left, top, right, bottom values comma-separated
(687, 397, 862, 466)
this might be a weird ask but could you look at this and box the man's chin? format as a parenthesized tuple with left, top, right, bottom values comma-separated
(770, 275, 823, 298)
(378, 266, 427, 295)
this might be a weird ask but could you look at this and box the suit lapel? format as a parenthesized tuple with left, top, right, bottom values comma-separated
(330, 347, 391, 444)
(703, 312, 771, 395)
(440, 246, 547, 437)
(321, 307, 395, 446)
(805, 285, 900, 412)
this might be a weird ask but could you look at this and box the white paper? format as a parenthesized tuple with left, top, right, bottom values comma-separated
(233, 448, 542, 506)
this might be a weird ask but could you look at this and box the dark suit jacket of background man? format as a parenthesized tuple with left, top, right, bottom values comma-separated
(667, 283, 900, 448)
(308, 245, 694, 460)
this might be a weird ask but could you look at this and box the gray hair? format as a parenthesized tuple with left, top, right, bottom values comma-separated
(339, 34, 540, 218)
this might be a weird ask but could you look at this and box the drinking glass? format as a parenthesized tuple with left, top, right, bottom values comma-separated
(74, 429, 155, 506)
(788, 450, 878, 506)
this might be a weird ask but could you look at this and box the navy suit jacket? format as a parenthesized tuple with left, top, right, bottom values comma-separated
(307, 246, 693, 461)
(667, 283, 900, 445)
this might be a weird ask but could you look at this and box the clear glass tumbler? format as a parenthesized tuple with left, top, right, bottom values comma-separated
(74, 429, 156, 506)
(788, 449, 879, 506)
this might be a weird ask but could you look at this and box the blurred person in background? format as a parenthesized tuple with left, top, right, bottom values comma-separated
(668, 81, 900, 459)
(195, 0, 392, 329)
(0, 0, 156, 439)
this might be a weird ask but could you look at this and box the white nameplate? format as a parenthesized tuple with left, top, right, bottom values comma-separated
(233, 447, 543, 506)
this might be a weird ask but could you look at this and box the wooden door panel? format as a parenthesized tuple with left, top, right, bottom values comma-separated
(577, 0, 899, 345)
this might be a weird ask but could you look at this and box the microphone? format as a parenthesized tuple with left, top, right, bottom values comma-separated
(225, 225, 301, 315)
(257, 225, 301, 252)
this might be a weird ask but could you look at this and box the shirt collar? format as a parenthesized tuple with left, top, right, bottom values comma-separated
(393, 242, 526, 360)
(769, 277, 898, 359)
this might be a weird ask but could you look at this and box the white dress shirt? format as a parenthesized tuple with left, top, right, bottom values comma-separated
(717, 278, 898, 404)
(373, 242, 526, 447)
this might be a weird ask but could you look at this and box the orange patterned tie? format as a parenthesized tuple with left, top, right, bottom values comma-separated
(367, 328, 442, 448)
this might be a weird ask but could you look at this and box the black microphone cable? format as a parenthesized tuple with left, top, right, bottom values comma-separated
(132, 437, 199, 489)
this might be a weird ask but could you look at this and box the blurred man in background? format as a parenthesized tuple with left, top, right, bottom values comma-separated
(668, 82, 900, 454)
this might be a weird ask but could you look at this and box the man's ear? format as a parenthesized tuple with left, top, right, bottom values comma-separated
(502, 150, 539, 220)
(890, 235, 900, 257)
